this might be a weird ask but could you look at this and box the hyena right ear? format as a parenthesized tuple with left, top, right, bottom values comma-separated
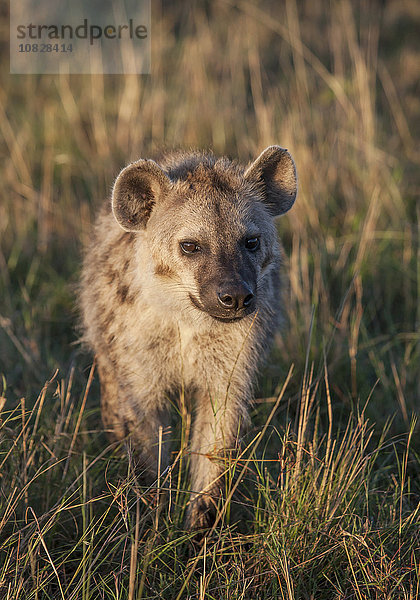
(244, 146, 297, 216)
(112, 160, 171, 231)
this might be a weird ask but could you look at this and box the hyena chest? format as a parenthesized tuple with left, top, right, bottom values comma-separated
(135, 318, 201, 391)
(176, 322, 203, 387)
(176, 320, 239, 392)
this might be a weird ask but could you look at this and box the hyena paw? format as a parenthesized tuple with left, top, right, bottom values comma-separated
(185, 492, 220, 531)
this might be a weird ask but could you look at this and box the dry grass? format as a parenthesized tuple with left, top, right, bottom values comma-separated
(0, 0, 419, 598)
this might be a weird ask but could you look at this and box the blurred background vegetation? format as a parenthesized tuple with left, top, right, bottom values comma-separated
(0, 1, 419, 598)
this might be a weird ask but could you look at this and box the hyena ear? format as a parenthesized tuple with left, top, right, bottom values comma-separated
(112, 160, 171, 231)
(244, 146, 297, 216)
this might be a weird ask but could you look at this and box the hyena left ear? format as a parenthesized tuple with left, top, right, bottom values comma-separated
(112, 159, 171, 231)
(244, 146, 297, 216)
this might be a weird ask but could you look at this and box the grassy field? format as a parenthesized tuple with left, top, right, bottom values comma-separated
(0, 0, 419, 598)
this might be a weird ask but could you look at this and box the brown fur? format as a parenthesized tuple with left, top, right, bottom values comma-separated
(79, 146, 297, 529)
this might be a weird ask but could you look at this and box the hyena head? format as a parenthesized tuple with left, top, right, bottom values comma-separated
(111, 146, 297, 322)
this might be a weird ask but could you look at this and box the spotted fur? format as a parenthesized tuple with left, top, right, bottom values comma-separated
(79, 146, 297, 529)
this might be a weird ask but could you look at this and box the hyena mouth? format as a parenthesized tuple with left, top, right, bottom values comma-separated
(212, 314, 247, 323)
(188, 294, 253, 322)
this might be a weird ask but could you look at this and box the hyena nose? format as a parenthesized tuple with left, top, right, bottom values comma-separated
(217, 283, 255, 311)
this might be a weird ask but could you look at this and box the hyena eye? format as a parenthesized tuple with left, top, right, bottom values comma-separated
(180, 241, 201, 254)
(245, 237, 260, 251)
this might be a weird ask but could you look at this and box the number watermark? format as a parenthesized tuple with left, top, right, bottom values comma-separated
(10, 0, 150, 74)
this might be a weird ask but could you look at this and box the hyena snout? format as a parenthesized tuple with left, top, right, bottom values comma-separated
(217, 281, 255, 312)
(198, 275, 257, 321)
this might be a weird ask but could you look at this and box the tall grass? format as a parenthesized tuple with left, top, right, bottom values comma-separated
(0, 0, 419, 597)
(0, 364, 418, 598)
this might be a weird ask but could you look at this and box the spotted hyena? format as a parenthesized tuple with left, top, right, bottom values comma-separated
(79, 146, 297, 528)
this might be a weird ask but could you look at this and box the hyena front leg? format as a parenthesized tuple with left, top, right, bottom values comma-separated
(97, 357, 171, 481)
(121, 395, 171, 482)
(186, 385, 249, 530)
(97, 356, 126, 441)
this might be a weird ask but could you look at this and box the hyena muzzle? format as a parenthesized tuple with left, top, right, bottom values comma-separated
(79, 146, 297, 529)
